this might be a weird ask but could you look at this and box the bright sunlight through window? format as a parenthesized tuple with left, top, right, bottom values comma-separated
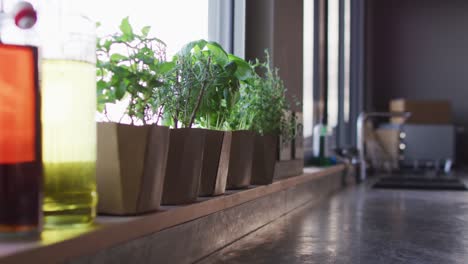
(86, 0, 209, 123)
(87, 0, 209, 57)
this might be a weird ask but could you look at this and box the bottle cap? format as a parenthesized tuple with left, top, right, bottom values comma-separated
(12, 1, 36, 29)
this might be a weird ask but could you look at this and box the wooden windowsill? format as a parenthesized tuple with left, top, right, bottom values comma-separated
(0, 165, 345, 264)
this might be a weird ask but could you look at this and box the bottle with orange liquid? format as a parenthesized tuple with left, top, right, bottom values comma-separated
(0, 0, 42, 236)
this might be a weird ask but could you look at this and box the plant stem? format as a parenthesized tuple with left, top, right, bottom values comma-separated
(104, 105, 111, 122)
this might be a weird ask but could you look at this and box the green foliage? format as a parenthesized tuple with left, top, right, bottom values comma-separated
(95, 20, 295, 136)
(159, 40, 214, 128)
(96, 17, 169, 125)
(228, 50, 295, 138)
(195, 43, 254, 130)
(160, 40, 253, 129)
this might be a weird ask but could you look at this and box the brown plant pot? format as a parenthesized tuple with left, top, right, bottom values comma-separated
(225, 130, 255, 189)
(199, 130, 227, 196)
(250, 134, 278, 185)
(96, 123, 169, 215)
(162, 128, 206, 205)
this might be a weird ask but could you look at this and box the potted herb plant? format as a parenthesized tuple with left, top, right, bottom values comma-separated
(239, 51, 295, 185)
(96, 18, 171, 215)
(216, 80, 255, 190)
(193, 41, 254, 196)
(159, 40, 226, 204)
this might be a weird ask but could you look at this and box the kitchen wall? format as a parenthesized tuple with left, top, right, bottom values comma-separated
(367, 0, 468, 164)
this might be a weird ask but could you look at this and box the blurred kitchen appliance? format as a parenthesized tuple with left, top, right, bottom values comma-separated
(377, 124, 456, 169)
(400, 124, 455, 167)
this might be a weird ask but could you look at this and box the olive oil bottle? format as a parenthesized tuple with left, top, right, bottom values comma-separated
(38, 0, 97, 227)
(41, 59, 97, 227)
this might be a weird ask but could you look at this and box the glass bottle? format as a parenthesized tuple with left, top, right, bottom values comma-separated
(0, 0, 42, 236)
(37, 0, 97, 227)
(312, 121, 331, 166)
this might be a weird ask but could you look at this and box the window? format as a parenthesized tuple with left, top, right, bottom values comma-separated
(343, 0, 351, 124)
(303, 0, 314, 139)
(88, 0, 209, 57)
(85, 0, 210, 123)
(329, 0, 352, 148)
(327, 0, 339, 130)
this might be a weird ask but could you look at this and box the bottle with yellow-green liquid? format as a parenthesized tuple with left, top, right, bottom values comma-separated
(38, 0, 97, 227)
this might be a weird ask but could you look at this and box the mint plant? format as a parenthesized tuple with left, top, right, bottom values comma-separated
(96, 17, 172, 125)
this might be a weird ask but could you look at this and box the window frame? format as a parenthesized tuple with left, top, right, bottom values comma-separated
(208, 0, 245, 58)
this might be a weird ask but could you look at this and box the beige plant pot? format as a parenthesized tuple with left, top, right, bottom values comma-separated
(162, 128, 206, 205)
(97, 123, 170, 215)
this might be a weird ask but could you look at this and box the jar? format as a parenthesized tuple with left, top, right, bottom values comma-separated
(37, 0, 97, 227)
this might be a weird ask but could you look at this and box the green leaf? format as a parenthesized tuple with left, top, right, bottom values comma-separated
(158, 61, 175, 74)
(141, 56, 154, 65)
(115, 82, 127, 100)
(229, 55, 254, 81)
(224, 61, 237, 75)
(97, 80, 107, 92)
(106, 90, 116, 102)
(120, 17, 134, 40)
(192, 44, 202, 55)
(97, 97, 108, 113)
(103, 40, 112, 51)
(178, 39, 207, 56)
(110, 53, 127, 62)
(220, 99, 227, 108)
(141, 26, 151, 37)
(161, 112, 175, 127)
(97, 104, 105, 113)
(206, 42, 228, 65)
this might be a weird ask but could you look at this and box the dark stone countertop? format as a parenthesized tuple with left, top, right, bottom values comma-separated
(199, 180, 468, 264)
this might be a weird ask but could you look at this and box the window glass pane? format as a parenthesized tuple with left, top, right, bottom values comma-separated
(87, 0, 209, 57)
(84, 0, 209, 123)
(303, 0, 314, 139)
(344, 0, 351, 122)
(327, 0, 339, 129)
